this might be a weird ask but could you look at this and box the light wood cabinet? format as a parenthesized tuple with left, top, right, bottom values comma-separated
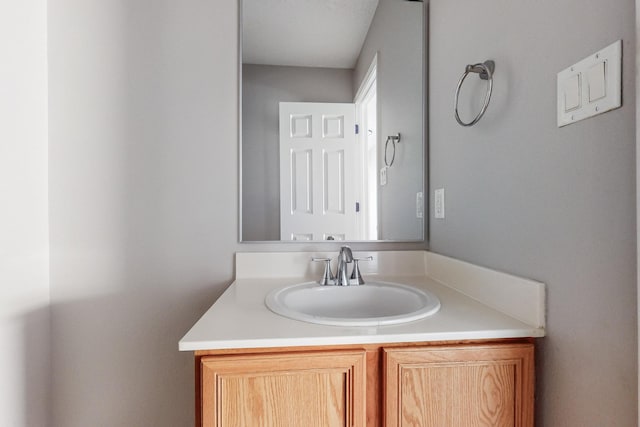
(384, 343, 534, 427)
(199, 350, 367, 427)
(194, 340, 534, 427)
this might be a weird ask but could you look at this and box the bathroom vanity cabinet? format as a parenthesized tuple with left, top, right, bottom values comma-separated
(195, 339, 534, 427)
(181, 252, 545, 427)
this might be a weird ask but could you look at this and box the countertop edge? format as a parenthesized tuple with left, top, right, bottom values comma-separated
(179, 327, 545, 352)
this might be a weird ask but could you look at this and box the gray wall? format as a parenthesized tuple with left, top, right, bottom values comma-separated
(428, 0, 637, 425)
(242, 64, 354, 241)
(354, 0, 425, 240)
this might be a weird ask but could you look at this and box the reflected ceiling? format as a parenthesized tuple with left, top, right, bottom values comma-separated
(242, 0, 379, 68)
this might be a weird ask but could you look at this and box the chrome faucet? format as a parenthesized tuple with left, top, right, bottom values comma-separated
(335, 246, 354, 286)
(312, 246, 372, 286)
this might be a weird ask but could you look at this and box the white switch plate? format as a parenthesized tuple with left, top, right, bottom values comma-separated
(416, 192, 424, 219)
(380, 167, 388, 186)
(557, 40, 622, 127)
(434, 188, 445, 219)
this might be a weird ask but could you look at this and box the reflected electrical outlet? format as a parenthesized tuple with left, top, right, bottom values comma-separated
(434, 188, 445, 219)
(416, 192, 424, 218)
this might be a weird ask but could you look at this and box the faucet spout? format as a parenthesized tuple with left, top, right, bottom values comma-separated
(335, 246, 353, 286)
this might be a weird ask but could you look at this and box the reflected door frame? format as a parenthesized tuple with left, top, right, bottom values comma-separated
(354, 53, 379, 240)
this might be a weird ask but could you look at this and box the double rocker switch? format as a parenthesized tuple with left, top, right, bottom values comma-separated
(557, 40, 621, 127)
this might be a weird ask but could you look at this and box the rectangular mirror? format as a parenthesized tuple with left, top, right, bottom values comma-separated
(241, 0, 426, 242)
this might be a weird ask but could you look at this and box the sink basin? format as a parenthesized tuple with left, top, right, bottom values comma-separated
(265, 281, 441, 327)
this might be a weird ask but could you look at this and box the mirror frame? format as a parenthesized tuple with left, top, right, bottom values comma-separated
(238, 0, 427, 244)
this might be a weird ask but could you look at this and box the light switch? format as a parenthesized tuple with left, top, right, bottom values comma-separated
(563, 74, 581, 112)
(587, 61, 606, 102)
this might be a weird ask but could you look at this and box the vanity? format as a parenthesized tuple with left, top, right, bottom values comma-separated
(179, 250, 545, 427)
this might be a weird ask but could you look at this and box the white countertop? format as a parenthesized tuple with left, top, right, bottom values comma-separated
(179, 251, 545, 351)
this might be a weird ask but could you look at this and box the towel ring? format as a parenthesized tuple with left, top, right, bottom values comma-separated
(454, 60, 495, 127)
(384, 133, 401, 167)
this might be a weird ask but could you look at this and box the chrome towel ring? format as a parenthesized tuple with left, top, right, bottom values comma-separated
(384, 133, 401, 167)
(454, 60, 495, 127)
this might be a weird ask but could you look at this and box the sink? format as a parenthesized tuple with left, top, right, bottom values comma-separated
(265, 281, 441, 327)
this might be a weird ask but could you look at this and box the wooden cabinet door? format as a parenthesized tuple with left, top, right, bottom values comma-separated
(384, 343, 534, 427)
(201, 349, 367, 427)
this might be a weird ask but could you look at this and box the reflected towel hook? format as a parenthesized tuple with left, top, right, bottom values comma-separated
(384, 133, 401, 167)
(454, 60, 495, 127)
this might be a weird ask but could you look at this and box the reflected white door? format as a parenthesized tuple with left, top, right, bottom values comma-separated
(279, 102, 357, 241)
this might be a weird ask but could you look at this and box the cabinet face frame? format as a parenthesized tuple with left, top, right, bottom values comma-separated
(383, 343, 535, 427)
(200, 350, 367, 427)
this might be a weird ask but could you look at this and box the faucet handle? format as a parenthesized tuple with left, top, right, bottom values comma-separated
(311, 257, 334, 285)
(350, 256, 373, 285)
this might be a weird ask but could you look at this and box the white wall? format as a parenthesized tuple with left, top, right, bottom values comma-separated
(429, 0, 637, 425)
(48, 0, 239, 425)
(0, 1, 50, 426)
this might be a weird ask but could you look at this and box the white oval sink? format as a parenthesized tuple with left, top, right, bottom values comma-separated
(265, 281, 441, 327)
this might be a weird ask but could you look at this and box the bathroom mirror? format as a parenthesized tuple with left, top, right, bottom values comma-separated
(241, 0, 426, 242)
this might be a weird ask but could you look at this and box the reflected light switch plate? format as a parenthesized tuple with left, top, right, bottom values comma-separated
(380, 167, 387, 186)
